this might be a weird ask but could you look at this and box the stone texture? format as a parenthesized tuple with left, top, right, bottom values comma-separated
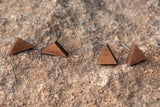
(0, 0, 160, 106)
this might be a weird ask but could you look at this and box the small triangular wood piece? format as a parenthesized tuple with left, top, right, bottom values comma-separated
(41, 41, 68, 57)
(9, 37, 34, 55)
(127, 44, 147, 66)
(97, 44, 117, 65)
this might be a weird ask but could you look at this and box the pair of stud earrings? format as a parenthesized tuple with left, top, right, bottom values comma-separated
(97, 43, 147, 66)
(9, 37, 147, 66)
(9, 37, 68, 57)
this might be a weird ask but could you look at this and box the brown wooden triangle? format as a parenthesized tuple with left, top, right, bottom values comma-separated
(127, 44, 147, 66)
(41, 41, 68, 57)
(97, 44, 117, 65)
(9, 37, 34, 55)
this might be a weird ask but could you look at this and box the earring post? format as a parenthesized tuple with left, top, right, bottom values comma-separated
(120, 43, 130, 50)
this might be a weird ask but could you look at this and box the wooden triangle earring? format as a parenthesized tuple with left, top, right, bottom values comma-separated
(41, 33, 68, 57)
(120, 43, 147, 66)
(9, 37, 34, 55)
(41, 41, 68, 57)
(97, 44, 118, 65)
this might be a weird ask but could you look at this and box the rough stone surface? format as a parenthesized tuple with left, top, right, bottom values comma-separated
(0, 0, 160, 106)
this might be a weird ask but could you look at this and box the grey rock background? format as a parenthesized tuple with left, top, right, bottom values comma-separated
(0, 0, 160, 106)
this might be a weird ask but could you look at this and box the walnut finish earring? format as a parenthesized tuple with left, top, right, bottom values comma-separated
(41, 34, 68, 57)
(97, 44, 118, 65)
(41, 41, 68, 57)
(120, 43, 147, 66)
(9, 37, 34, 55)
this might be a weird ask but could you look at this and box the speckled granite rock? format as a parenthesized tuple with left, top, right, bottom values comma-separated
(0, 0, 160, 106)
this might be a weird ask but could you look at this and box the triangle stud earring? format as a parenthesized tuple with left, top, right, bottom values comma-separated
(120, 43, 147, 66)
(9, 37, 34, 55)
(41, 41, 68, 57)
(97, 44, 118, 65)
